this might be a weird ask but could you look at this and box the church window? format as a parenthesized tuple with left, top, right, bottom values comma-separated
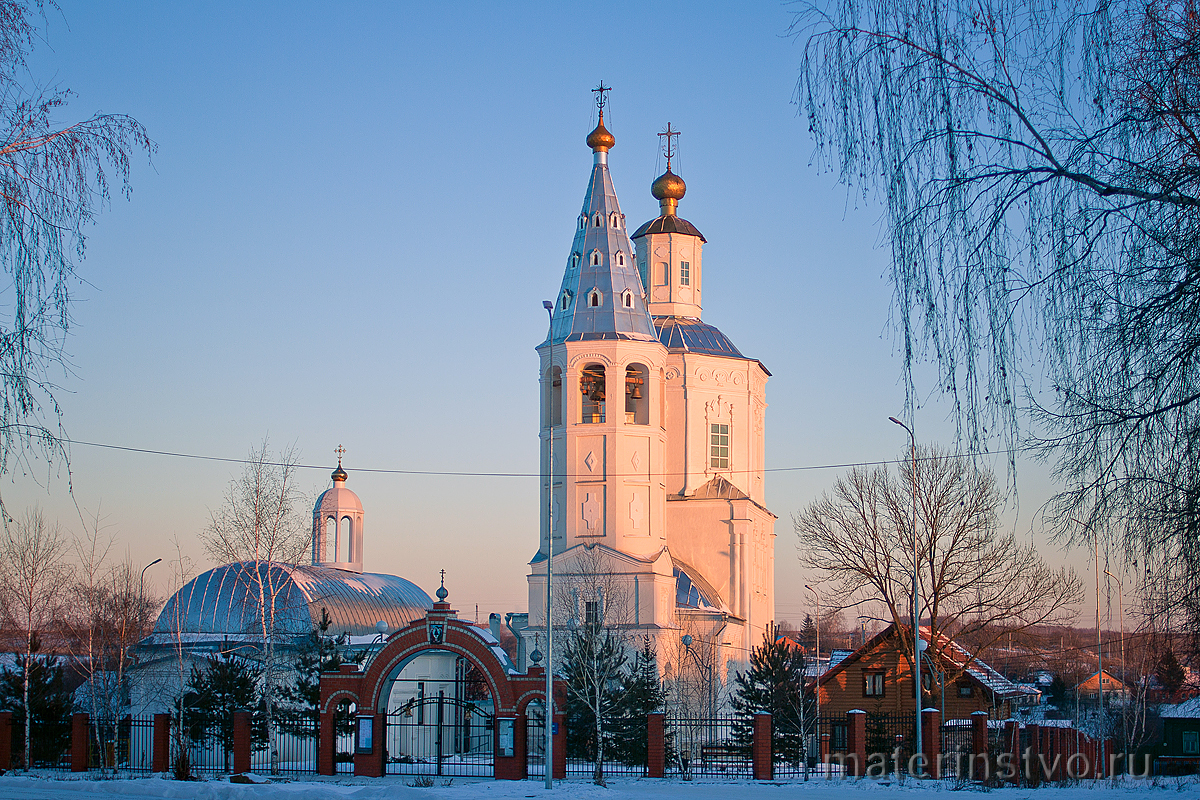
(621, 290, 633, 308)
(325, 516, 336, 562)
(340, 516, 353, 562)
(625, 364, 648, 424)
(588, 290, 601, 307)
(580, 364, 605, 423)
(579, 215, 587, 230)
(674, 567, 714, 608)
(546, 366, 562, 426)
(591, 251, 602, 266)
(593, 213, 603, 227)
(680, 260, 690, 285)
(710, 423, 730, 469)
(657, 261, 669, 286)
(560, 290, 572, 310)
(616, 251, 625, 266)
(610, 213, 621, 228)
(572, 253, 581, 268)
(637, 252, 648, 288)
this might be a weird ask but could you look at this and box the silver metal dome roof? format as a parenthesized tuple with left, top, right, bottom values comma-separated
(153, 561, 433, 639)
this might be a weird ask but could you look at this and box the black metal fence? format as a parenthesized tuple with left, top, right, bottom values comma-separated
(86, 716, 156, 773)
(563, 715, 648, 778)
(384, 694, 494, 777)
(666, 716, 749, 779)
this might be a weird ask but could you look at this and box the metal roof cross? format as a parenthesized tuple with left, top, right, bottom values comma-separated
(658, 122, 681, 167)
(334, 444, 346, 465)
(592, 81, 611, 111)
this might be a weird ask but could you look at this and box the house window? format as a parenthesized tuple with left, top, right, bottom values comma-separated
(831, 723, 848, 751)
(585, 600, 601, 625)
(864, 671, 885, 697)
(1185, 731, 1200, 755)
(710, 423, 729, 469)
(680, 260, 690, 285)
(957, 684, 974, 698)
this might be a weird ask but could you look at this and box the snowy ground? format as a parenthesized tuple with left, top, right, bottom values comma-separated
(1, 773, 1198, 800)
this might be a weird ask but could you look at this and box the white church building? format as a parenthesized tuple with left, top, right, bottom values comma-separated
(525, 97, 776, 696)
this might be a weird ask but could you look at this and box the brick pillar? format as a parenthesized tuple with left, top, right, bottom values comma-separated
(493, 715, 521, 780)
(820, 732, 830, 771)
(552, 713, 566, 780)
(920, 708, 940, 778)
(353, 712, 386, 777)
(1004, 720, 1020, 784)
(0, 711, 11, 771)
(753, 713, 772, 780)
(847, 710, 867, 778)
(1106, 738, 1117, 777)
(1026, 723, 1041, 785)
(152, 714, 170, 773)
(969, 711, 988, 781)
(317, 711, 335, 776)
(70, 713, 88, 772)
(512, 715, 527, 780)
(232, 712, 251, 774)
(647, 712, 665, 778)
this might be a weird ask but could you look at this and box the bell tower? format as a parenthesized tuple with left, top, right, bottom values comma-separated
(312, 446, 365, 573)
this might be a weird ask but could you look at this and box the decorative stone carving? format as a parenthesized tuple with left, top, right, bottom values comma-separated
(584, 451, 597, 473)
(582, 492, 601, 531)
(629, 492, 644, 530)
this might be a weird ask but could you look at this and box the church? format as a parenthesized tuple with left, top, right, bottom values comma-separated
(525, 91, 776, 697)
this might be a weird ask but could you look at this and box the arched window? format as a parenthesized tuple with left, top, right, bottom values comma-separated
(580, 364, 605, 423)
(610, 213, 621, 228)
(571, 253, 581, 268)
(590, 250, 602, 266)
(657, 262, 669, 286)
(637, 252, 648, 288)
(560, 290, 572, 310)
(579, 215, 587, 230)
(621, 290, 633, 308)
(588, 290, 601, 308)
(593, 213, 603, 227)
(340, 516, 353, 562)
(325, 516, 336, 562)
(625, 364, 648, 424)
(546, 366, 562, 426)
(615, 251, 625, 266)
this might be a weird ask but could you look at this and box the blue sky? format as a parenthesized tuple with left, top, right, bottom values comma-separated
(3, 1, 1101, 626)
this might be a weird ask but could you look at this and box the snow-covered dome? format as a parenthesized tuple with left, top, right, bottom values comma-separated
(152, 560, 432, 639)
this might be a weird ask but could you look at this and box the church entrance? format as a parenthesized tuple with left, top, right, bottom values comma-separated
(383, 650, 496, 777)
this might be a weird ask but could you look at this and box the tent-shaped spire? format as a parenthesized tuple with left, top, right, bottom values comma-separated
(547, 104, 656, 345)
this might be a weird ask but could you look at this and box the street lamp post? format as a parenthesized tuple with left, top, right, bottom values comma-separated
(139, 558, 161, 610)
(889, 416, 922, 771)
(543, 299, 555, 790)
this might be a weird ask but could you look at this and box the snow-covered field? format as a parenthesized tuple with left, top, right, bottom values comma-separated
(0, 774, 1197, 800)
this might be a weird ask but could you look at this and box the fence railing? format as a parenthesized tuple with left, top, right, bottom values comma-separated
(666, 716, 749, 779)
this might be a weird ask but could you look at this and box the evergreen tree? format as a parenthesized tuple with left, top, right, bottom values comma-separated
(0, 654, 74, 767)
(801, 616, 818, 650)
(731, 624, 813, 766)
(1157, 650, 1187, 698)
(277, 608, 361, 737)
(1046, 673, 1073, 710)
(561, 622, 628, 782)
(184, 650, 267, 771)
(609, 637, 670, 769)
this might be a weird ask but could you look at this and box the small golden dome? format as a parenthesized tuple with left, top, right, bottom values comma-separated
(332, 465, 348, 482)
(651, 168, 686, 202)
(586, 112, 616, 152)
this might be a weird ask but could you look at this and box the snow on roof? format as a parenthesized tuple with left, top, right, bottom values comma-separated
(920, 626, 1024, 699)
(1162, 697, 1200, 719)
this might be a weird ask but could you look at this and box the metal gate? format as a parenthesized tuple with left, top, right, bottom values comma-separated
(526, 710, 546, 778)
(385, 692, 495, 777)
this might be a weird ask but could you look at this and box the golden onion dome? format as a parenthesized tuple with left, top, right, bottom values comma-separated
(586, 112, 616, 152)
(332, 465, 348, 482)
(651, 168, 687, 202)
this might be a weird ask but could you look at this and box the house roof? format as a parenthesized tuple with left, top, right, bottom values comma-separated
(816, 622, 1024, 699)
(1162, 697, 1200, 719)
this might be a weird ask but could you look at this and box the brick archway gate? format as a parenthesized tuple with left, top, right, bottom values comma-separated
(318, 595, 564, 779)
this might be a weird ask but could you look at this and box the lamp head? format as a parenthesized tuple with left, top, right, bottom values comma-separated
(543, 300, 553, 311)
(681, 634, 694, 647)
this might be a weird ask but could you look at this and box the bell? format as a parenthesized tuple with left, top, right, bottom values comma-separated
(630, 385, 642, 400)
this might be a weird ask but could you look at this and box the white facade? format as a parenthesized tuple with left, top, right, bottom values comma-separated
(526, 112, 775, 696)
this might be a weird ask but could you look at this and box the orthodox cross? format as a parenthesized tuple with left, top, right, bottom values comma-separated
(334, 444, 346, 466)
(440, 568, 446, 588)
(592, 81, 611, 112)
(659, 122, 681, 169)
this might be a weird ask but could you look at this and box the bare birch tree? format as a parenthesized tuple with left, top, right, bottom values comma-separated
(796, 447, 1083, 689)
(164, 536, 195, 780)
(0, 508, 70, 769)
(199, 441, 308, 774)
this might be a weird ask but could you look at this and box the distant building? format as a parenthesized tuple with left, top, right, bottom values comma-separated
(816, 623, 1023, 721)
(1075, 669, 1130, 701)
(1160, 697, 1200, 770)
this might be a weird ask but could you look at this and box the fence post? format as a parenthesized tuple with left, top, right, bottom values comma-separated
(969, 711, 988, 781)
(752, 713, 772, 780)
(552, 712, 566, 780)
(152, 714, 170, 773)
(0, 711, 11, 771)
(317, 711, 335, 776)
(647, 712, 665, 778)
(1026, 722, 1041, 785)
(920, 707, 940, 778)
(820, 731, 830, 773)
(1004, 720, 1020, 784)
(70, 713, 88, 772)
(232, 712, 251, 774)
(847, 710, 867, 778)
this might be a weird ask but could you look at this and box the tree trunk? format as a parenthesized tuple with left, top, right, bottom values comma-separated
(593, 676, 604, 785)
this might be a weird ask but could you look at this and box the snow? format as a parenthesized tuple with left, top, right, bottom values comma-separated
(0, 773, 1196, 800)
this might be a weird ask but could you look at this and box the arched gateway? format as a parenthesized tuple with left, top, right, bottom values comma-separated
(318, 592, 565, 779)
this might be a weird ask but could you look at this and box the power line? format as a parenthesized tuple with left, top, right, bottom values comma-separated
(57, 435, 1027, 480)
